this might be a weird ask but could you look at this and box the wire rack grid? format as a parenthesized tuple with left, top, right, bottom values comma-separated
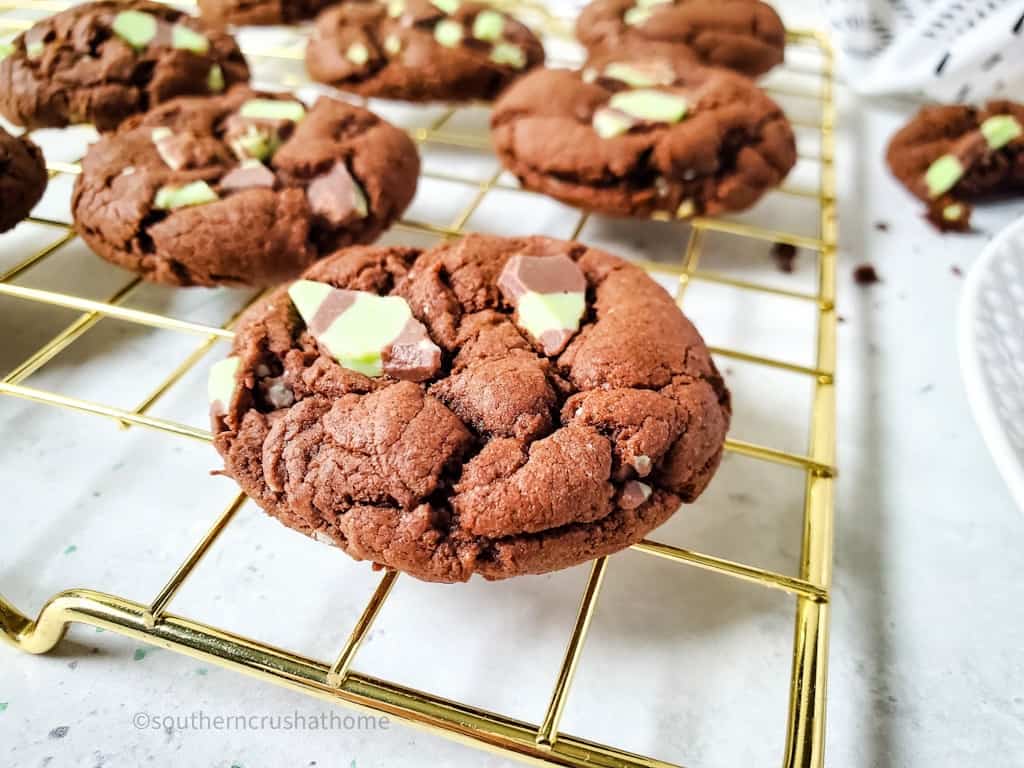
(0, 2, 837, 767)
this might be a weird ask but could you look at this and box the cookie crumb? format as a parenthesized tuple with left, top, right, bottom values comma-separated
(771, 241, 797, 273)
(874, 221, 890, 232)
(853, 264, 881, 285)
(951, 265, 964, 278)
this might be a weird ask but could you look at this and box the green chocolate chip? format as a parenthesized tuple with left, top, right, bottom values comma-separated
(434, 20, 463, 47)
(151, 126, 172, 142)
(431, 0, 460, 13)
(608, 89, 687, 123)
(288, 279, 333, 323)
(154, 180, 219, 210)
(472, 10, 504, 42)
(943, 203, 964, 221)
(352, 180, 368, 218)
(207, 64, 224, 92)
(231, 125, 274, 161)
(0, 42, 13, 60)
(26, 40, 44, 58)
(384, 34, 402, 55)
(172, 25, 210, 54)
(288, 281, 413, 378)
(386, 0, 405, 17)
(592, 107, 634, 138)
(980, 114, 1023, 150)
(623, 6, 652, 25)
(346, 41, 369, 65)
(603, 61, 673, 87)
(675, 199, 695, 219)
(924, 154, 963, 199)
(581, 67, 598, 83)
(239, 98, 306, 123)
(207, 356, 240, 409)
(490, 42, 525, 69)
(112, 10, 158, 50)
(516, 290, 586, 344)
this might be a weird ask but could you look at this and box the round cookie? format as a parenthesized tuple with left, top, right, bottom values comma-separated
(0, 1, 249, 132)
(209, 234, 731, 583)
(305, 0, 544, 102)
(886, 101, 1024, 231)
(491, 45, 797, 219)
(0, 127, 47, 233)
(198, 0, 334, 27)
(576, 0, 785, 79)
(72, 87, 420, 287)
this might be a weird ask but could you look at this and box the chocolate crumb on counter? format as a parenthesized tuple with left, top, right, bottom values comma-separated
(853, 264, 881, 285)
(771, 241, 797, 273)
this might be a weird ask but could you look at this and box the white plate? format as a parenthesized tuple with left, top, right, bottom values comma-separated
(959, 214, 1024, 511)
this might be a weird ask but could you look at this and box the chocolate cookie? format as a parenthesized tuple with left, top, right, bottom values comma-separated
(198, 0, 333, 27)
(0, 1, 249, 133)
(209, 234, 731, 582)
(886, 101, 1024, 232)
(491, 45, 797, 219)
(576, 0, 785, 79)
(0, 127, 47, 233)
(305, 0, 544, 102)
(72, 87, 419, 287)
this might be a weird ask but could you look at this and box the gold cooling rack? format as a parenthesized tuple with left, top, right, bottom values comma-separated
(0, 2, 837, 766)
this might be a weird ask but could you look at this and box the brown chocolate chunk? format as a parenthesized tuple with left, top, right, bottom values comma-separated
(383, 317, 443, 381)
(153, 129, 229, 171)
(306, 161, 367, 226)
(498, 252, 587, 301)
(220, 161, 277, 192)
(619, 480, 652, 510)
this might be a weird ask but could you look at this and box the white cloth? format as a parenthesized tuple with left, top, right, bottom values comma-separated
(823, 0, 1024, 101)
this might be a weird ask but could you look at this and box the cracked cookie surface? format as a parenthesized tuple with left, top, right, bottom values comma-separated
(575, 0, 784, 78)
(211, 234, 731, 582)
(305, 0, 544, 102)
(490, 44, 796, 219)
(0, 0, 249, 132)
(0, 127, 47, 233)
(72, 86, 420, 287)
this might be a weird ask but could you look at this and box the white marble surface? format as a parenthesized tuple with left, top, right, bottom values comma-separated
(2, 2, 1024, 767)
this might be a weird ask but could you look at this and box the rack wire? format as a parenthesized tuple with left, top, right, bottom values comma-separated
(0, 3, 837, 766)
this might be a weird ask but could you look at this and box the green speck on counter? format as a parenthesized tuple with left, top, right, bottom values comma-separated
(0, 702, 8, 712)
(195, 668, 208, 676)
(133, 648, 148, 661)
(64, 545, 77, 555)
(94, 627, 105, 633)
